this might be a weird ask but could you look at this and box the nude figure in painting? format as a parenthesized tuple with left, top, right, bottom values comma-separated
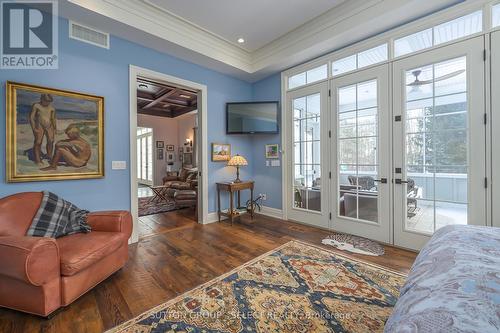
(30, 94, 57, 165)
(40, 124, 91, 171)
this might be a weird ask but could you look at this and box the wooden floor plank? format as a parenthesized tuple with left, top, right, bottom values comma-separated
(0, 210, 417, 333)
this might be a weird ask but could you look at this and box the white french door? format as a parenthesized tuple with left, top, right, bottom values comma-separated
(286, 81, 330, 228)
(331, 64, 391, 243)
(393, 37, 487, 250)
(137, 127, 154, 185)
(492, 31, 500, 228)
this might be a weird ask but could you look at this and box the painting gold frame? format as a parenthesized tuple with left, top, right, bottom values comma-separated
(211, 143, 231, 162)
(6, 81, 105, 182)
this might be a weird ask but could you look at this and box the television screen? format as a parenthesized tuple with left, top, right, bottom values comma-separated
(226, 102, 279, 134)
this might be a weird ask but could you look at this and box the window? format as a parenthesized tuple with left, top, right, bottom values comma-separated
(493, 3, 500, 28)
(337, 80, 379, 222)
(332, 44, 388, 76)
(394, 29, 433, 58)
(433, 11, 482, 45)
(288, 64, 327, 89)
(137, 127, 153, 185)
(395, 11, 482, 57)
(404, 57, 468, 233)
(293, 94, 321, 211)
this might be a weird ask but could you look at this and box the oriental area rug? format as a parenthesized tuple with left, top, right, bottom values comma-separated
(108, 240, 406, 333)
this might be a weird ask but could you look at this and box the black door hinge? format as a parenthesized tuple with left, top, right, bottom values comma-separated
(484, 113, 487, 125)
(329, 171, 332, 179)
(328, 130, 331, 138)
(484, 49, 487, 61)
(395, 115, 402, 122)
(328, 89, 331, 97)
(329, 212, 332, 220)
(485, 177, 488, 188)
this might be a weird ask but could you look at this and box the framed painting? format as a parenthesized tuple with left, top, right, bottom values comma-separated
(156, 141, 164, 148)
(211, 143, 231, 162)
(265, 144, 279, 159)
(157, 148, 164, 160)
(6, 81, 104, 182)
(166, 144, 174, 151)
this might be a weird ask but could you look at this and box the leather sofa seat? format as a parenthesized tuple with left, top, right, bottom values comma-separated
(57, 231, 127, 276)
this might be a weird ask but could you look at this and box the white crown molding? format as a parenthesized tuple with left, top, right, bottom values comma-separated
(67, 0, 253, 72)
(65, 0, 464, 81)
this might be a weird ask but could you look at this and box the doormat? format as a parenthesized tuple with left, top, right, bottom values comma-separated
(322, 232, 385, 256)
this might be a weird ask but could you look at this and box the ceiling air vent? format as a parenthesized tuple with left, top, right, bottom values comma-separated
(69, 21, 110, 49)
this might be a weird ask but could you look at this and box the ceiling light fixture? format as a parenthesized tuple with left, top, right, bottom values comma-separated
(138, 83, 148, 89)
(237, 38, 245, 44)
(179, 94, 191, 98)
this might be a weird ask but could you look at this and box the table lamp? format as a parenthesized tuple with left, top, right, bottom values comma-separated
(227, 154, 248, 183)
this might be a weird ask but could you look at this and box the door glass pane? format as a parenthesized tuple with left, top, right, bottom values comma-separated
(404, 56, 468, 234)
(337, 80, 379, 223)
(293, 94, 321, 212)
(494, 4, 500, 28)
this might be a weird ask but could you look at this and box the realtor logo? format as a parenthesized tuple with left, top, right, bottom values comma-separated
(1, 0, 58, 69)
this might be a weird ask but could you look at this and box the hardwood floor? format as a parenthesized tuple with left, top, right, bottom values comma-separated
(0, 211, 417, 333)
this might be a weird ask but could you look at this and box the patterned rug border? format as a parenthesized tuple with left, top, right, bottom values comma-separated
(106, 239, 407, 333)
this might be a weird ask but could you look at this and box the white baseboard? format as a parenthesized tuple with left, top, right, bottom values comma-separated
(205, 212, 226, 224)
(257, 206, 284, 219)
(205, 206, 283, 224)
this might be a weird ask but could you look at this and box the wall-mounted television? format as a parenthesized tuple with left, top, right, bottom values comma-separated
(226, 101, 279, 134)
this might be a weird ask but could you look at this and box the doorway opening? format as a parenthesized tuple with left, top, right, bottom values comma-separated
(129, 66, 208, 243)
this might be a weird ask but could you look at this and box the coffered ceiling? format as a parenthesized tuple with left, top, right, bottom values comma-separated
(61, 0, 462, 82)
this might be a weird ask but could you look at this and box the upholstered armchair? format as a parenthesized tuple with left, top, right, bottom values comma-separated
(0, 192, 132, 317)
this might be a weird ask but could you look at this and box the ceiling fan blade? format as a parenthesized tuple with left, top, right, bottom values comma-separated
(407, 79, 433, 86)
(433, 69, 465, 82)
(407, 69, 465, 86)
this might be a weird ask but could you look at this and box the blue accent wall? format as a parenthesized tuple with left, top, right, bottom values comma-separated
(251, 74, 282, 209)
(0, 18, 255, 213)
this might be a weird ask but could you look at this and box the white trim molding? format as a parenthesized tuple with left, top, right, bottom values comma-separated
(257, 206, 284, 220)
(63, 0, 466, 81)
(129, 65, 208, 243)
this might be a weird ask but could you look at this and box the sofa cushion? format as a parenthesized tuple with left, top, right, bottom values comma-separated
(57, 231, 126, 276)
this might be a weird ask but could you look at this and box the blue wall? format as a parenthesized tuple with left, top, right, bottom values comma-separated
(251, 74, 282, 209)
(0, 18, 256, 213)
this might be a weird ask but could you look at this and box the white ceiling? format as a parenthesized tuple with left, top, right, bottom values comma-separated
(63, 0, 465, 81)
(147, 0, 346, 51)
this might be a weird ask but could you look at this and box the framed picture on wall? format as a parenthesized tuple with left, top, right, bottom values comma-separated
(6, 81, 104, 182)
(166, 152, 174, 162)
(211, 143, 231, 162)
(157, 148, 164, 160)
(166, 144, 174, 151)
(185, 146, 192, 153)
(156, 141, 164, 148)
(265, 144, 279, 159)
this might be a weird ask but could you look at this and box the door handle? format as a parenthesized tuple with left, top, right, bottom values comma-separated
(395, 179, 409, 184)
(374, 178, 387, 184)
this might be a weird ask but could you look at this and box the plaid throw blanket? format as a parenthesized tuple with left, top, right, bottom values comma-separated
(27, 191, 91, 238)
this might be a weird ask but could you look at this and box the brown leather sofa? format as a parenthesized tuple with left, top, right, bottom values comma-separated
(0, 192, 132, 317)
(162, 167, 198, 196)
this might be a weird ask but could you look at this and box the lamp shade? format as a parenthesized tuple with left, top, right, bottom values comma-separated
(227, 154, 248, 166)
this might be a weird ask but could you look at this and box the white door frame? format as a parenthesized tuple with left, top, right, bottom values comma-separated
(491, 31, 500, 227)
(392, 36, 487, 250)
(331, 64, 392, 244)
(129, 65, 208, 243)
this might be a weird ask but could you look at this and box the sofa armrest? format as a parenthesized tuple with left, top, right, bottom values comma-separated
(86, 211, 132, 238)
(0, 236, 60, 286)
